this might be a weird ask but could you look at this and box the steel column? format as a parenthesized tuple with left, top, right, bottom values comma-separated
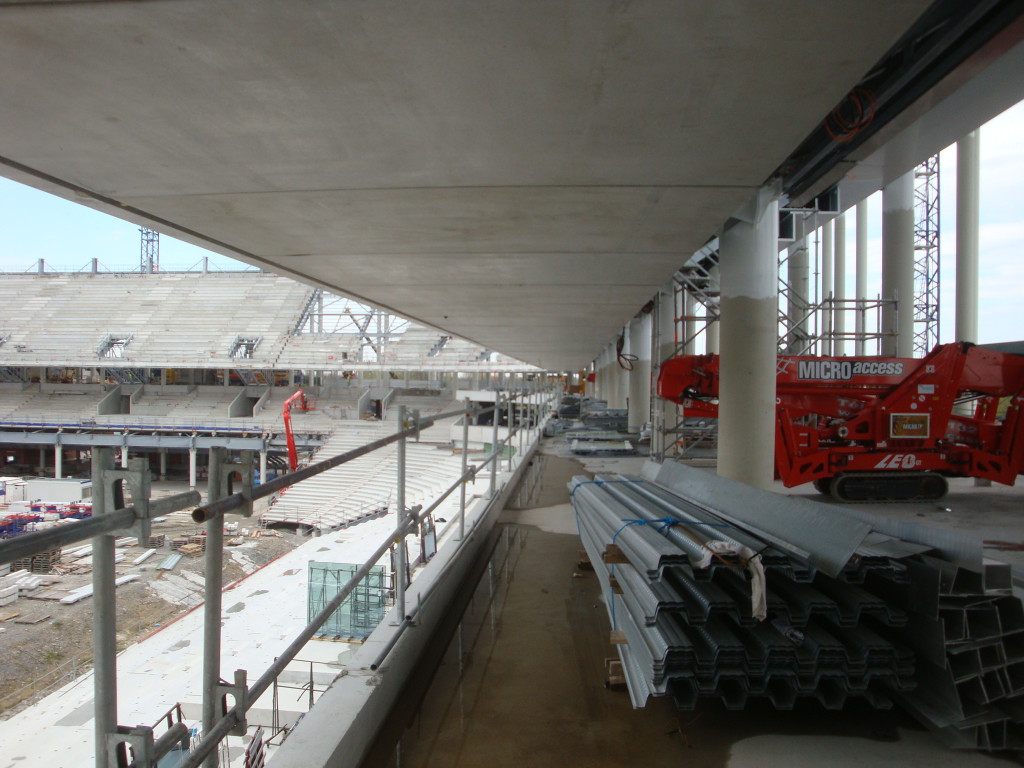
(459, 399, 469, 540)
(91, 447, 118, 768)
(490, 394, 500, 497)
(202, 448, 227, 768)
(395, 405, 407, 621)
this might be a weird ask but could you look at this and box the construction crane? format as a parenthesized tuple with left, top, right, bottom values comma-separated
(657, 342, 1024, 501)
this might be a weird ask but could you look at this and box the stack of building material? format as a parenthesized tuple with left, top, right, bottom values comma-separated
(0, 584, 17, 606)
(572, 474, 914, 712)
(59, 574, 138, 605)
(570, 464, 1024, 749)
(580, 408, 627, 431)
(570, 440, 636, 457)
(11, 546, 62, 574)
(0, 569, 44, 599)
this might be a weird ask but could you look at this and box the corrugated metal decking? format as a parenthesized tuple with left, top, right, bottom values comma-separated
(570, 466, 1024, 749)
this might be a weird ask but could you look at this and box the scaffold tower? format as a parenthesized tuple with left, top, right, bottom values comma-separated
(913, 155, 941, 356)
(140, 227, 159, 273)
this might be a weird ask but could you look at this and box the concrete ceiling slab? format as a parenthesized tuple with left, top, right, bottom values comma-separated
(0, 1, 932, 370)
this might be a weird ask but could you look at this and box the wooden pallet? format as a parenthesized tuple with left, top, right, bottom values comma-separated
(178, 543, 204, 557)
(11, 547, 63, 574)
(14, 613, 50, 625)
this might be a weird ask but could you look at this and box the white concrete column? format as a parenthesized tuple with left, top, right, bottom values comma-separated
(598, 346, 606, 399)
(654, 285, 679, 458)
(120, 445, 129, 468)
(787, 241, 810, 354)
(956, 130, 980, 344)
(682, 291, 696, 354)
(834, 214, 847, 356)
(855, 200, 869, 356)
(189, 448, 198, 490)
(882, 171, 916, 357)
(628, 314, 652, 431)
(159, 448, 167, 481)
(821, 220, 834, 356)
(38, 447, 45, 474)
(718, 187, 779, 489)
(612, 328, 629, 410)
(54, 443, 62, 479)
(259, 450, 268, 485)
(706, 266, 720, 355)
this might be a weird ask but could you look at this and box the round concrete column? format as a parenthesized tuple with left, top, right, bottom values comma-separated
(786, 241, 809, 354)
(956, 130, 980, 344)
(718, 189, 779, 489)
(612, 328, 629, 410)
(653, 286, 678, 458)
(597, 346, 610, 402)
(628, 313, 652, 431)
(682, 290, 696, 354)
(706, 265, 720, 354)
(834, 213, 847, 356)
(821, 220, 834, 356)
(882, 171, 916, 357)
(855, 200, 869, 355)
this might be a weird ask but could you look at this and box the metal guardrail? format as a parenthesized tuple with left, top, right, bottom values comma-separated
(0, 387, 552, 768)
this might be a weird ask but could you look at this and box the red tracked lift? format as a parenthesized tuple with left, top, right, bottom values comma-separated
(657, 342, 1024, 501)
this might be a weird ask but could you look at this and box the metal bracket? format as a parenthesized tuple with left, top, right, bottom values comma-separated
(208, 447, 256, 517)
(216, 669, 248, 737)
(107, 724, 154, 768)
(93, 450, 153, 541)
(413, 409, 421, 441)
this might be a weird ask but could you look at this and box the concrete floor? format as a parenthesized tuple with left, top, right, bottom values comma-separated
(394, 442, 1024, 768)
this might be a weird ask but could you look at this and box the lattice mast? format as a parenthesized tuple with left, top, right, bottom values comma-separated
(140, 227, 159, 273)
(913, 155, 940, 355)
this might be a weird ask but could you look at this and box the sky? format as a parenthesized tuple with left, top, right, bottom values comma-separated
(0, 101, 1021, 348)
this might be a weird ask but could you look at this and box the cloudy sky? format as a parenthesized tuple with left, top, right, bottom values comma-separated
(0, 101, 1021, 348)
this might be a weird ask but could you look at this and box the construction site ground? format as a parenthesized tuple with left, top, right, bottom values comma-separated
(0, 480, 305, 717)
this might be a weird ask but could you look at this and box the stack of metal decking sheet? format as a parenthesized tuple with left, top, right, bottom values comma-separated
(569, 468, 1024, 749)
